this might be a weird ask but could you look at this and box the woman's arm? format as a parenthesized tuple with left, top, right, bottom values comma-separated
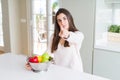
(66, 31, 84, 45)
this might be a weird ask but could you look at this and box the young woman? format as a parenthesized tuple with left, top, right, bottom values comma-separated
(26, 8, 84, 72)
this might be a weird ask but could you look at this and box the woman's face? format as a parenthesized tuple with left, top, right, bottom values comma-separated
(57, 13, 69, 30)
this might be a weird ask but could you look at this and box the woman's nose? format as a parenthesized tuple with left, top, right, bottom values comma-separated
(61, 20, 64, 25)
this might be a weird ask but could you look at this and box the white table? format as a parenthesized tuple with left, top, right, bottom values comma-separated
(0, 53, 110, 80)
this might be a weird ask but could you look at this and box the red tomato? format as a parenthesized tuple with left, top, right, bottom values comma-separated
(28, 57, 34, 62)
(29, 56, 39, 63)
(33, 56, 39, 63)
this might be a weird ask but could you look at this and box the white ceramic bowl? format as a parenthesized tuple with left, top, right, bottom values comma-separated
(29, 61, 51, 71)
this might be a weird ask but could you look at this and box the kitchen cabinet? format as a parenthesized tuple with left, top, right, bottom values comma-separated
(93, 48, 120, 80)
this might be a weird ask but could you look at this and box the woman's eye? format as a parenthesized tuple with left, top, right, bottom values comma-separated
(63, 17, 66, 20)
(57, 19, 61, 22)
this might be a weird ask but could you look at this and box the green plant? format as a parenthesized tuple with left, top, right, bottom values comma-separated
(108, 25, 120, 33)
(52, 2, 58, 11)
(118, 25, 120, 33)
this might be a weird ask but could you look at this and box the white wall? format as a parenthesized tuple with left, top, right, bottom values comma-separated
(1, 0, 11, 52)
(19, 0, 28, 55)
(1, 0, 28, 55)
(8, 0, 22, 54)
(59, 0, 96, 73)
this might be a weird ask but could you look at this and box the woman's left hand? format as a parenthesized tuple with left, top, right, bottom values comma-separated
(25, 62, 32, 70)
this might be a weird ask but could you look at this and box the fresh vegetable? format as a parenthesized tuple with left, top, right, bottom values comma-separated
(29, 56, 39, 63)
(28, 52, 53, 63)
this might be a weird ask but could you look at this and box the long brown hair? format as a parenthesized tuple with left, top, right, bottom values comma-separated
(51, 8, 78, 53)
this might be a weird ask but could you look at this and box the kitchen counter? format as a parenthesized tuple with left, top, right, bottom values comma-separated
(95, 38, 120, 52)
(0, 53, 110, 80)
